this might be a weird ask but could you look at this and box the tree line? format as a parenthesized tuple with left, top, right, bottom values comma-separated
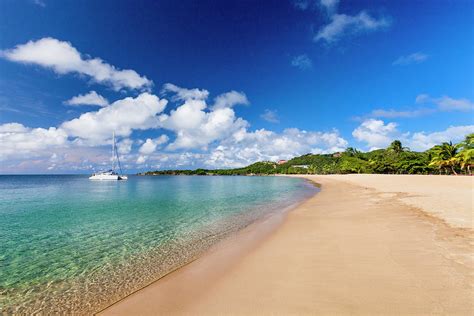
(140, 133, 473, 176)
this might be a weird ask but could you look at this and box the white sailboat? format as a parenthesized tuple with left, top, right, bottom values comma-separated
(89, 132, 128, 180)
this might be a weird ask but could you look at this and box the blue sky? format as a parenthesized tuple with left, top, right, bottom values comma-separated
(0, 0, 473, 173)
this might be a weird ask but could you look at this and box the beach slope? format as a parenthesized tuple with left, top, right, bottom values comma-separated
(102, 175, 473, 315)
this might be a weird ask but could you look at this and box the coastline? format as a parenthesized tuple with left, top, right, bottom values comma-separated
(98, 179, 317, 315)
(101, 175, 473, 315)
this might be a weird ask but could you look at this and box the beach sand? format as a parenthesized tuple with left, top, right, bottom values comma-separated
(314, 174, 473, 229)
(101, 175, 473, 315)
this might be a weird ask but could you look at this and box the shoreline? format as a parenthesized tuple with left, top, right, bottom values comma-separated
(101, 174, 473, 315)
(99, 178, 318, 314)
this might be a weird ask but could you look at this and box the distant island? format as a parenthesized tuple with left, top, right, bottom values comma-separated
(141, 134, 473, 176)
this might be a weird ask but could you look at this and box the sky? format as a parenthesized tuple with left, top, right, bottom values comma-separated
(0, 0, 473, 173)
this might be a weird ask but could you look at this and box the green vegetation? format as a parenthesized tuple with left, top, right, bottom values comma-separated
(141, 134, 474, 176)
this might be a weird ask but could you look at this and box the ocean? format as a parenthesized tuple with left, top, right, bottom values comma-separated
(0, 175, 316, 313)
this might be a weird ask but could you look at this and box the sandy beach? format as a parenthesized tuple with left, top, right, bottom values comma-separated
(101, 175, 473, 315)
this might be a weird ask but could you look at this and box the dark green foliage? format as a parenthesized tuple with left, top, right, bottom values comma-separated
(339, 156, 371, 174)
(393, 152, 432, 174)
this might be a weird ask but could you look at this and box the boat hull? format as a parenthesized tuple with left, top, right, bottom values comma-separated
(89, 174, 127, 180)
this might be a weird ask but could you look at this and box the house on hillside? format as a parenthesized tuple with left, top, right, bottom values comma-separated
(277, 159, 287, 165)
(292, 165, 310, 169)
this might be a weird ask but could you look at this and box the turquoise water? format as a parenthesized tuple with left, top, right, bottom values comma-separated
(0, 175, 316, 313)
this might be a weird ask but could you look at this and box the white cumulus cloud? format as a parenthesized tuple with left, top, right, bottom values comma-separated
(61, 93, 167, 145)
(64, 91, 108, 107)
(159, 85, 249, 150)
(162, 83, 209, 101)
(352, 119, 399, 150)
(136, 155, 147, 165)
(0, 123, 68, 161)
(1, 37, 152, 91)
(212, 90, 249, 110)
(116, 138, 134, 154)
(260, 109, 280, 123)
(139, 135, 169, 154)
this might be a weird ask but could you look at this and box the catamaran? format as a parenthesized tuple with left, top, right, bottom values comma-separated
(89, 132, 128, 180)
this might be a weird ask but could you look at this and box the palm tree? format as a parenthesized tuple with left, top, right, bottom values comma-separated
(456, 133, 474, 152)
(456, 148, 474, 175)
(429, 142, 460, 175)
(387, 140, 409, 154)
(344, 147, 359, 156)
(451, 134, 474, 175)
(429, 155, 448, 174)
(463, 133, 474, 149)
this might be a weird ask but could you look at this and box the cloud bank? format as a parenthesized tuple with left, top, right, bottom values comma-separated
(1, 73, 471, 172)
(0, 83, 353, 172)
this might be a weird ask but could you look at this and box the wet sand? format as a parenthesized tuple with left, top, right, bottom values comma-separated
(101, 175, 473, 315)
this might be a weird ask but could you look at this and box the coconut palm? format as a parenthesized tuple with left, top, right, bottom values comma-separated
(308, 164, 317, 175)
(451, 134, 474, 175)
(463, 133, 474, 149)
(429, 155, 449, 174)
(387, 140, 409, 154)
(429, 141, 460, 175)
(344, 147, 359, 156)
(456, 148, 474, 175)
(457, 133, 474, 151)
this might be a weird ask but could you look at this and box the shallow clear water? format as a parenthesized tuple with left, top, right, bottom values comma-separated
(0, 175, 316, 313)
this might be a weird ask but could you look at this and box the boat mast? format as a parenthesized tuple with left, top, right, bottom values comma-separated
(112, 132, 116, 172)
